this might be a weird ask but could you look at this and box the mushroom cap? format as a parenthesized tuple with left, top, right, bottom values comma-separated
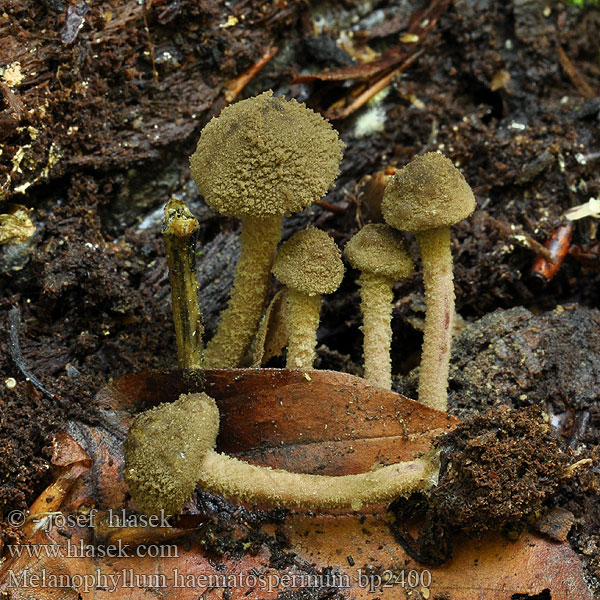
(344, 223, 414, 281)
(124, 393, 219, 515)
(272, 228, 344, 296)
(190, 91, 344, 218)
(382, 152, 476, 232)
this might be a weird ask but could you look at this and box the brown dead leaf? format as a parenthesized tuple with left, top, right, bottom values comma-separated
(22, 433, 91, 538)
(0, 369, 592, 599)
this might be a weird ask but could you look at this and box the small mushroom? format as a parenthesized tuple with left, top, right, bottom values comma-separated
(124, 393, 219, 515)
(382, 153, 475, 412)
(124, 393, 438, 514)
(344, 223, 414, 389)
(272, 228, 344, 369)
(190, 91, 344, 368)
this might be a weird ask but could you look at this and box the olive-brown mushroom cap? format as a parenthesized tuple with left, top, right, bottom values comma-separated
(190, 91, 344, 218)
(272, 228, 344, 296)
(382, 152, 476, 232)
(344, 223, 414, 281)
(124, 393, 219, 515)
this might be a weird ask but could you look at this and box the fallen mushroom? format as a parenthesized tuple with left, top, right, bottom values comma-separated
(272, 228, 344, 369)
(344, 223, 414, 389)
(124, 393, 438, 515)
(190, 91, 344, 368)
(381, 152, 475, 412)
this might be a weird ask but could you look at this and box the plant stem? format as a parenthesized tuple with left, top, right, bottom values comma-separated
(359, 272, 394, 389)
(286, 289, 321, 369)
(163, 198, 203, 369)
(416, 227, 454, 412)
(204, 215, 282, 368)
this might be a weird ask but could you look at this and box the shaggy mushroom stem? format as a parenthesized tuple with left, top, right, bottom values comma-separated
(199, 446, 437, 511)
(357, 272, 395, 388)
(272, 228, 344, 369)
(124, 393, 438, 515)
(203, 214, 282, 368)
(344, 224, 414, 389)
(163, 198, 203, 369)
(286, 289, 322, 369)
(417, 227, 454, 411)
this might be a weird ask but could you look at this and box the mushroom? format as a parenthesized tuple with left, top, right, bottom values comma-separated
(381, 152, 475, 412)
(190, 91, 344, 368)
(124, 393, 438, 515)
(272, 228, 344, 369)
(344, 223, 414, 389)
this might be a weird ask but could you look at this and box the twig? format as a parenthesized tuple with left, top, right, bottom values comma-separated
(484, 213, 554, 261)
(531, 222, 574, 283)
(557, 44, 595, 99)
(8, 306, 59, 403)
(224, 46, 279, 104)
(314, 199, 347, 214)
(143, 1, 159, 85)
(325, 51, 423, 120)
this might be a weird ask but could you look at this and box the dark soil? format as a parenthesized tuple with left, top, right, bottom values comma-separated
(1, 0, 599, 593)
(389, 404, 568, 565)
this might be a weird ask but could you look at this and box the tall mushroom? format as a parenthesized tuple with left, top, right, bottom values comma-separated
(344, 223, 414, 389)
(272, 228, 344, 369)
(190, 91, 344, 369)
(124, 393, 438, 514)
(381, 152, 475, 412)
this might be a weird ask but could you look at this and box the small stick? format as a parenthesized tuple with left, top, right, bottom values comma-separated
(163, 198, 203, 368)
(485, 214, 554, 262)
(224, 46, 279, 104)
(8, 306, 60, 403)
(325, 51, 423, 121)
(531, 221, 574, 283)
(142, 1, 159, 85)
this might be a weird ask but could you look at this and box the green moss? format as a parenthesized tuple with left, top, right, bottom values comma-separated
(565, 0, 599, 7)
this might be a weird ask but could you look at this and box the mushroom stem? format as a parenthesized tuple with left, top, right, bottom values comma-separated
(198, 449, 438, 511)
(204, 214, 282, 368)
(358, 272, 394, 389)
(163, 198, 203, 369)
(286, 289, 322, 369)
(416, 227, 454, 412)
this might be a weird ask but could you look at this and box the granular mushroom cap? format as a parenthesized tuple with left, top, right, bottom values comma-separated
(190, 91, 344, 218)
(273, 228, 344, 296)
(124, 393, 219, 514)
(382, 152, 476, 232)
(344, 223, 414, 281)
